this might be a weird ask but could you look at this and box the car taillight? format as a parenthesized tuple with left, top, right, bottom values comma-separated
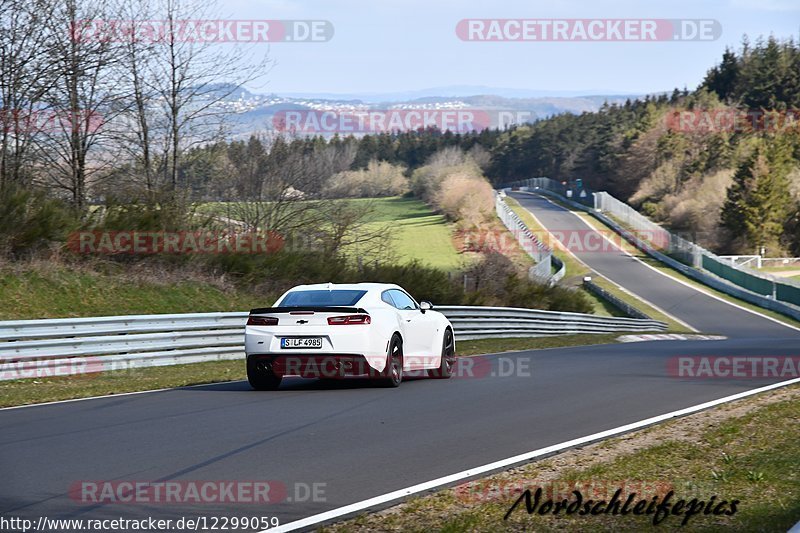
(327, 314, 371, 325)
(247, 316, 279, 326)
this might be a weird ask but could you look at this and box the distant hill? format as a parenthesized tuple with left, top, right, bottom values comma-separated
(214, 87, 647, 137)
(277, 85, 643, 101)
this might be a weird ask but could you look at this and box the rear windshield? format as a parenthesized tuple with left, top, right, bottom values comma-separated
(280, 290, 367, 307)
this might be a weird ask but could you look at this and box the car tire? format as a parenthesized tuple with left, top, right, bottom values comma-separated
(428, 328, 455, 379)
(377, 335, 403, 387)
(247, 357, 282, 391)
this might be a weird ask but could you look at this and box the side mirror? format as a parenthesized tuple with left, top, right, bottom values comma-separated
(419, 301, 433, 313)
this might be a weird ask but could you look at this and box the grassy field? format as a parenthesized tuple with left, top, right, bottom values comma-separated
(354, 197, 465, 270)
(0, 334, 620, 407)
(201, 197, 465, 270)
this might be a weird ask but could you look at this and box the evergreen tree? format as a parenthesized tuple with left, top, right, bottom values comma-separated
(721, 140, 794, 253)
(703, 48, 739, 102)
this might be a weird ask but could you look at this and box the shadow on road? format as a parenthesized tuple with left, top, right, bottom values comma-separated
(177, 375, 429, 393)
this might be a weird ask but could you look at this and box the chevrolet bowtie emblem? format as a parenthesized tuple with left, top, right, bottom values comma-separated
(296, 319, 308, 324)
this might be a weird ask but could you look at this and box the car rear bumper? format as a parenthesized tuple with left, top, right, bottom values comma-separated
(247, 353, 384, 378)
(245, 326, 389, 372)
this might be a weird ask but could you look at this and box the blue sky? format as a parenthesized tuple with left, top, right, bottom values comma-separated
(221, 0, 800, 96)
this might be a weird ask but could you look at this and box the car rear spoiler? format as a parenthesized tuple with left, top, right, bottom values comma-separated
(249, 306, 369, 314)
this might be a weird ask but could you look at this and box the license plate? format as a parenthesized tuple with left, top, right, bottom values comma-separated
(281, 337, 323, 349)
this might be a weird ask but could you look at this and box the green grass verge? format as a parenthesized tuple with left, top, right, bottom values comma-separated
(455, 333, 620, 356)
(757, 265, 800, 273)
(322, 385, 800, 532)
(0, 360, 244, 408)
(0, 334, 620, 408)
(0, 266, 271, 320)
(756, 266, 800, 281)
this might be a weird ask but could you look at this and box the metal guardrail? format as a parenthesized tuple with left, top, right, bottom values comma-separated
(0, 307, 666, 381)
(440, 306, 666, 340)
(495, 192, 566, 284)
(0, 312, 247, 382)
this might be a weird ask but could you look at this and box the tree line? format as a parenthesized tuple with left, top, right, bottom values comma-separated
(1, 0, 269, 209)
(4, 12, 799, 258)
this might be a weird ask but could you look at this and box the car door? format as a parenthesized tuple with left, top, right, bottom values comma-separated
(387, 289, 439, 367)
(383, 289, 418, 362)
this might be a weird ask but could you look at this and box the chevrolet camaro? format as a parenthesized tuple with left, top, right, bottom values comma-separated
(244, 282, 456, 389)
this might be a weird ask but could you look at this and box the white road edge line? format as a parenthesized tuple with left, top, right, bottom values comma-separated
(521, 192, 800, 334)
(265, 376, 800, 532)
(514, 195, 697, 332)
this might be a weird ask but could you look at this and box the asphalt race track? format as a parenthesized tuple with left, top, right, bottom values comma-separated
(1, 194, 798, 531)
(509, 192, 799, 340)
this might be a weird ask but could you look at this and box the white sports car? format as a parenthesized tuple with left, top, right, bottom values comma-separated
(245, 282, 456, 389)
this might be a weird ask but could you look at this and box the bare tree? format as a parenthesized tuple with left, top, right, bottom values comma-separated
(225, 139, 356, 234)
(145, 0, 272, 200)
(315, 200, 396, 263)
(33, 0, 127, 210)
(3, 0, 274, 211)
(109, 0, 160, 201)
(0, 0, 58, 190)
(220, 138, 394, 260)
